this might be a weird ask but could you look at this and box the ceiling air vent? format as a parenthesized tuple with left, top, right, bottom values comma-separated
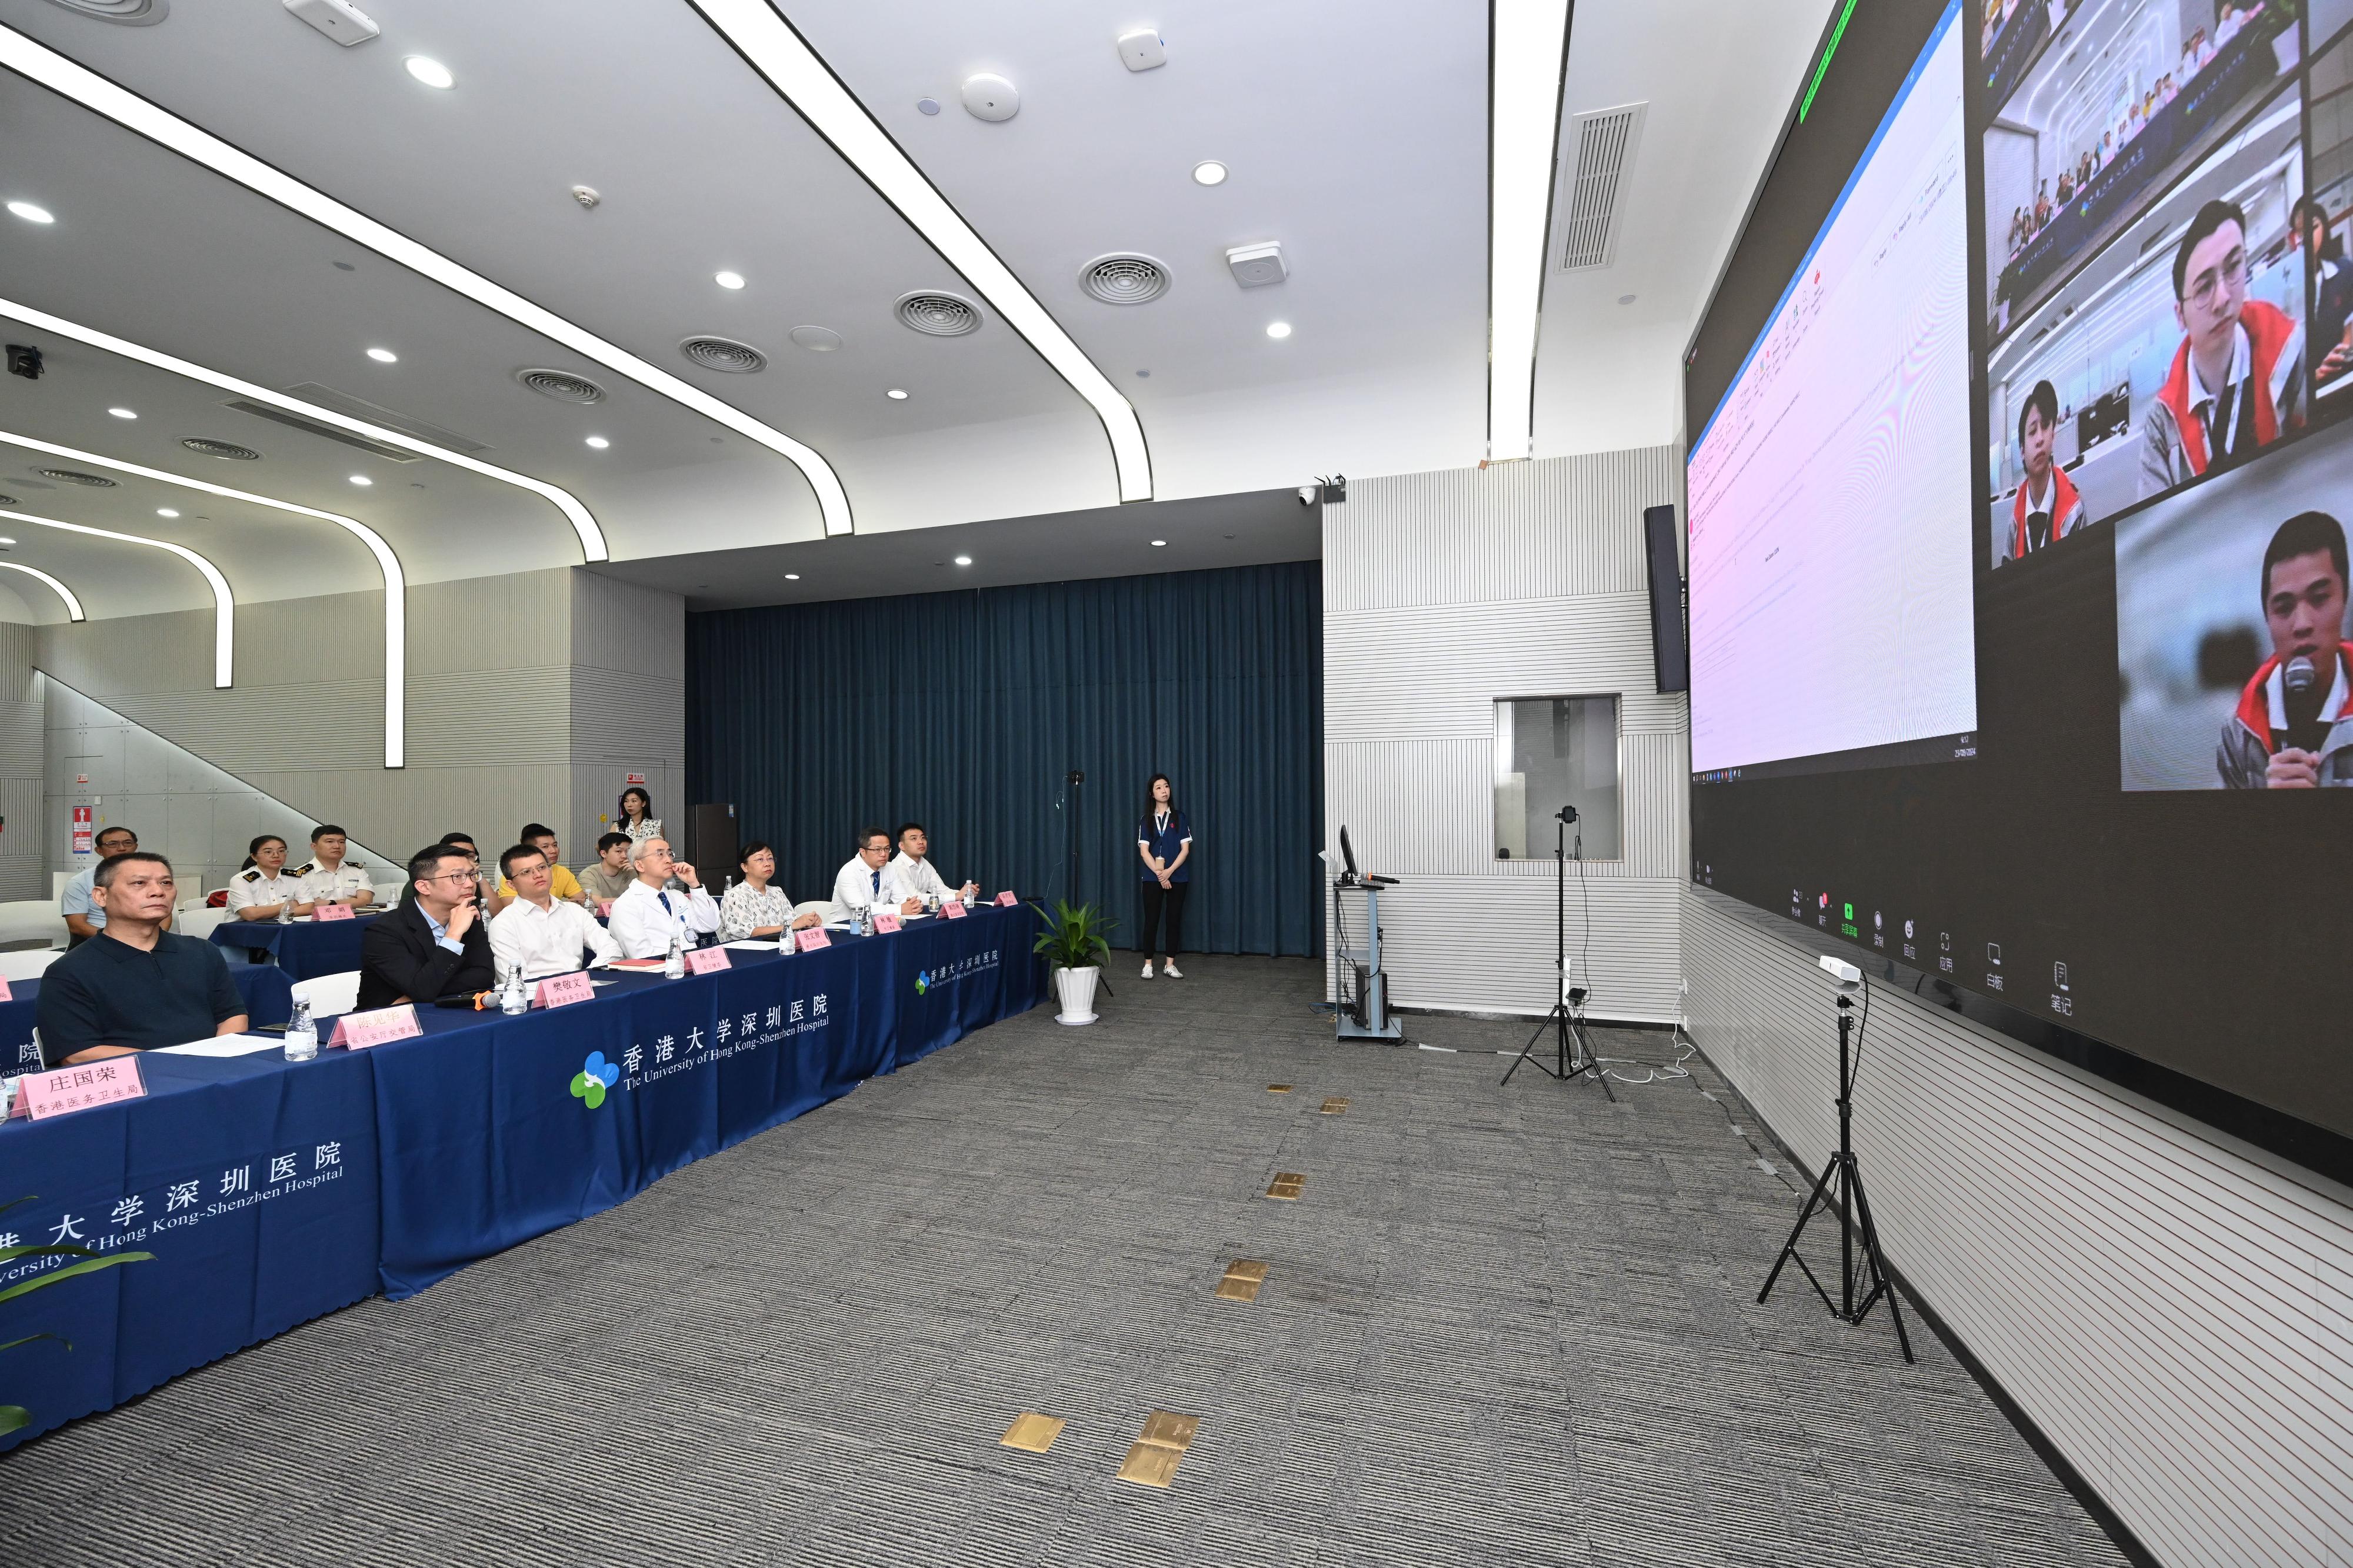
(37, 468, 116, 488)
(181, 438, 261, 461)
(219, 402, 417, 460)
(516, 367, 606, 405)
(1081, 254, 1171, 305)
(678, 336, 768, 374)
(896, 291, 982, 337)
(41, 0, 169, 23)
(1554, 101, 1647, 272)
(0, 495, 17, 508)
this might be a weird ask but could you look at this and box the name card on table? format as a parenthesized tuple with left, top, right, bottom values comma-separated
(596, 900, 615, 919)
(683, 945, 731, 975)
(941, 900, 968, 919)
(793, 926, 832, 952)
(0, 975, 14, 1001)
(535, 971, 595, 1009)
(312, 902, 355, 922)
(329, 1004, 421, 1049)
(994, 891, 1018, 907)
(12, 1055, 145, 1119)
(871, 913, 902, 934)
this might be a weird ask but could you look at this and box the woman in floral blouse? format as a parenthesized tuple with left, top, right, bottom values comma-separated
(719, 841, 821, 941)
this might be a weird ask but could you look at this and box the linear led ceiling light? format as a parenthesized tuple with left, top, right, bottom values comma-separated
(0, 296, 607, 563)
(0, 560, 85, 620)
(0, 506, 231, 686)
(0, 21, 848, 538)
(1487, 0, 1574, 463)
(0, 429, 407, 767)
(685, 0, 1155, 504)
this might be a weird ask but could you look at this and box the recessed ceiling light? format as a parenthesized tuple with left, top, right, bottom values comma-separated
(1192, 161, 1228, 186)
(585, 436, 610, 449)
(785, 572, 801, 580)
(156, 508, 179, 518)
(404, 56, 455, 90)
(1618, 294, 1637, 306)
(348, 474, 373, 486)
(6, 201, 55, 225)
(886, 389, 909, 400)
(0, 539, 14, 547)
(1265, 322, 1292, 339)
(954, 555, 972, 566)
(715, 271, 746, 291)
(107, 407, 137, 419)
(1151, 539, 1166, 547)
(366, 346, 399, 363)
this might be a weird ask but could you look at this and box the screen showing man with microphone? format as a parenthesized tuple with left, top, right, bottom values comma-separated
(2219, 511, 2353, 788)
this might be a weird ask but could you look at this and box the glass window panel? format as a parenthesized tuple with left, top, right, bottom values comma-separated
(1494, 696, 1621, 862)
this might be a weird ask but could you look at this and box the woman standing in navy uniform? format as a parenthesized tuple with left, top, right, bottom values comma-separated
(1135, 773, 1192, 979)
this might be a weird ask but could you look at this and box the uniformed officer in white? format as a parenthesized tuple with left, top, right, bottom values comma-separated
(226, 834, 306, 920)
(833, 827, 923, 923)
(291, 823, 376, 910)
(606, 836, 721, 958)
(884, 822, 978, 907)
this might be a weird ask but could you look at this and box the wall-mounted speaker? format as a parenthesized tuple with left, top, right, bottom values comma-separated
(1642, 503, 1688, 694)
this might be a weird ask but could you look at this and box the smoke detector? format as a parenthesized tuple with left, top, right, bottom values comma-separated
(1081, 254, 1171, 305)
(516, 368, 606, 404)
(961, 73, 1019, 121)
(42, 0, 169, 22)
(1117, 29, 1166, 71)
(896, 291, 983, 337)
(180, 438, 262, 461)
(36, 468, 116, 488)
(1225, 241, 1288, 289)
(284, 0, 376, 45)
(678, 335, 768, 374)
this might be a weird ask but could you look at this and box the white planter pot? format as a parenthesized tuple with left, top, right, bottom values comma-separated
(1054, 965, 1101, 1025)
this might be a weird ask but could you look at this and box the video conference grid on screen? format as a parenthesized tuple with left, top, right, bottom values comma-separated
(1687, 0, 2353, 1157)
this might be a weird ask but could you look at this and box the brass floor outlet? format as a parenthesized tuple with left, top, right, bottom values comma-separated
(1319, 1097, 1349, 1114)
(1115, 1410, 1202, 1489)
(1267, 1084, 1292, 1093)
(1266, 1172, 1306, 1200)
(999, 1412, 1064, 1453)
(1216, 1258, 1269, 1302)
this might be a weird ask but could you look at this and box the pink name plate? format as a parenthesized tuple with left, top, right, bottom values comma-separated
(683, 946, 732, 975)
(994, 891, 1018, 907)
(871, 913, 902, 934)
(536, 971, 596, 1009)
(794, 926, 832, 952)
(0, 975, 14, 1001)
(13, 1055, 145, 1119)
(330, 1004, 421, 1049)
(312, 902, 355, 922)
(941, 900, 968, 919)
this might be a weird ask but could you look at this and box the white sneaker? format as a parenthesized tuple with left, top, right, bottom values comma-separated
(1141, 960, 1155, 979)
(1162, 960, 1184, 979)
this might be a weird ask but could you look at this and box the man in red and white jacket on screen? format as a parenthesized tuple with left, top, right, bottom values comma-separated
(2005, 378, 2087, 562)
(2140, 199, 2305, 499)
(2219, 511, 2353, 789)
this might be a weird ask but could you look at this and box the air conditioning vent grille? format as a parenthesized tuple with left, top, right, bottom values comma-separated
(37, 468, 116, 488)
(679, 336, 768, 374)
(516, 368, 606, 405)
(1081, 254, 1171, 305)
(1557, 102, 1647, 272)
(181, 438, 262, 461)
(896, 291, 982, 336)
(41, 0, 169, 23)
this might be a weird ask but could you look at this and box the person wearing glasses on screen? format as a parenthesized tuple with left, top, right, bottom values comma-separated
(2141, 199, 2305, 498)
(2004, 379, 2087, 563)
(2219, 511, 2353, 789)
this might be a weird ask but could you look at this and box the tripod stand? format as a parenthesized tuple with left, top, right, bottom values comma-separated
(1501, 809, 1613, 1100)
(1756, 987, 1914, 1362)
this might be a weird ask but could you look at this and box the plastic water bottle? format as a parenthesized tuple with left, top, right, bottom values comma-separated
(275, 896, 292, 926)
(499, 965, 529, 1015)
(858, 903, 874, 938)
(284, 999, 318, 1062)
(663, 934, 685, 978)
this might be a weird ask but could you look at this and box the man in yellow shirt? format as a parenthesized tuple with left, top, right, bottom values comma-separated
(499, 822, 590, 906)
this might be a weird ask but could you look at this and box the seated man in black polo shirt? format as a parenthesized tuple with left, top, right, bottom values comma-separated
(36, 850, 249, 1068)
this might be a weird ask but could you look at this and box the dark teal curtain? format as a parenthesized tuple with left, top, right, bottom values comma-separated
(685, 562, 1323, 956)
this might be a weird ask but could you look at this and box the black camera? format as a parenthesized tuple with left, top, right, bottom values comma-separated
(5, 345, 41, 382)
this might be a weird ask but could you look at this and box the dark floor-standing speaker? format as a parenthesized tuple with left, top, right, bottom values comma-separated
(1643, 502, 1689, 693)
(687, 803, 738, 884)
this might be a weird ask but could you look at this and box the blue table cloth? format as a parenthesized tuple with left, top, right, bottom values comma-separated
(211, 913, 379, 980)
(3, 966, 295, 1077)
(0, 902, 1042, 1450)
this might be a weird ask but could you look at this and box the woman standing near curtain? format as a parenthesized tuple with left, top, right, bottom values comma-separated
(1136, 773, 1191, 979)
(618, 787, 662, 846)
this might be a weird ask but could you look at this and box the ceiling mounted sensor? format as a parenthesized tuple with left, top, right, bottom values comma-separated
(789, 326, 842, 352)
(679, 335, 768, 374)
(896, 291, 982, 337)
(1225, 242, 1288, 289)
(1116, 29, 1166, 71)
(961, 73, 1019, 121)
(180, 437, 261, 461)
(1555, 102, 1647, 271)
(516, 367, 607, 405)
(39, 0, 168, 24)
(1081, 254, 1171, 306)
(283, 0, 377, 46)
(36, 468, 116, 487)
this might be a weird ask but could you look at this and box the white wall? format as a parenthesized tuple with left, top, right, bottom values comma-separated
(1684, 884, 2353, 1568)
(1322, 449, 1687, 1022)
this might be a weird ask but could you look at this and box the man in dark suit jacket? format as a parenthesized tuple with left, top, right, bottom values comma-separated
(358, 843, 496, 1010)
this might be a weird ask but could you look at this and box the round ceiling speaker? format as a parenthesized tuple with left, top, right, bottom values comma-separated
(789, 325, 844, 352)
(678, 336, 768, 374)
(516, 367, 606, 404)
(1081, 253, 1171, 305)
(181, 438, 260, 461)
(36, 468, 116, 488)
(961, 73, 1018, 122)
(41, 0, 169, 22)
(895, 291, 982, 337)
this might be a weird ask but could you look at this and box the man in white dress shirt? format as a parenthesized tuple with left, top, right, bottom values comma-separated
(833, 827, 923, 923)
(292, 825, 376, 910)
(885, 822, 978, 907)
(606, 835, 720, 958)
(489, 844, 621, 978)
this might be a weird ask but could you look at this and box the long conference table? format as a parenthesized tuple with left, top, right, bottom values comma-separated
(0, 902, 1044, 1452)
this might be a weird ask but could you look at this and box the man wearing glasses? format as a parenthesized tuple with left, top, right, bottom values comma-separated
(357, 843, 496, 1009)
(2141, 198, 2305, 497)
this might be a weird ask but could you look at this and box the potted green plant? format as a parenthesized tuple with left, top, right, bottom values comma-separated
(1033, 900, 1115, 1025)
(1, 1196, 153, 1437)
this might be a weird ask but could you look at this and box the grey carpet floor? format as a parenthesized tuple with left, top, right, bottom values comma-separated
(0, 956, 2130, 1567)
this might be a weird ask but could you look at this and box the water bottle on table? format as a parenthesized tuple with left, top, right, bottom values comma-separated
(284, 998, 318, 1062)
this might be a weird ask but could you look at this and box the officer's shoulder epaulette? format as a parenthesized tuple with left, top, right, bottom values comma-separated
(292, 862, 315, 876)
(238, 867, 261, 882)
